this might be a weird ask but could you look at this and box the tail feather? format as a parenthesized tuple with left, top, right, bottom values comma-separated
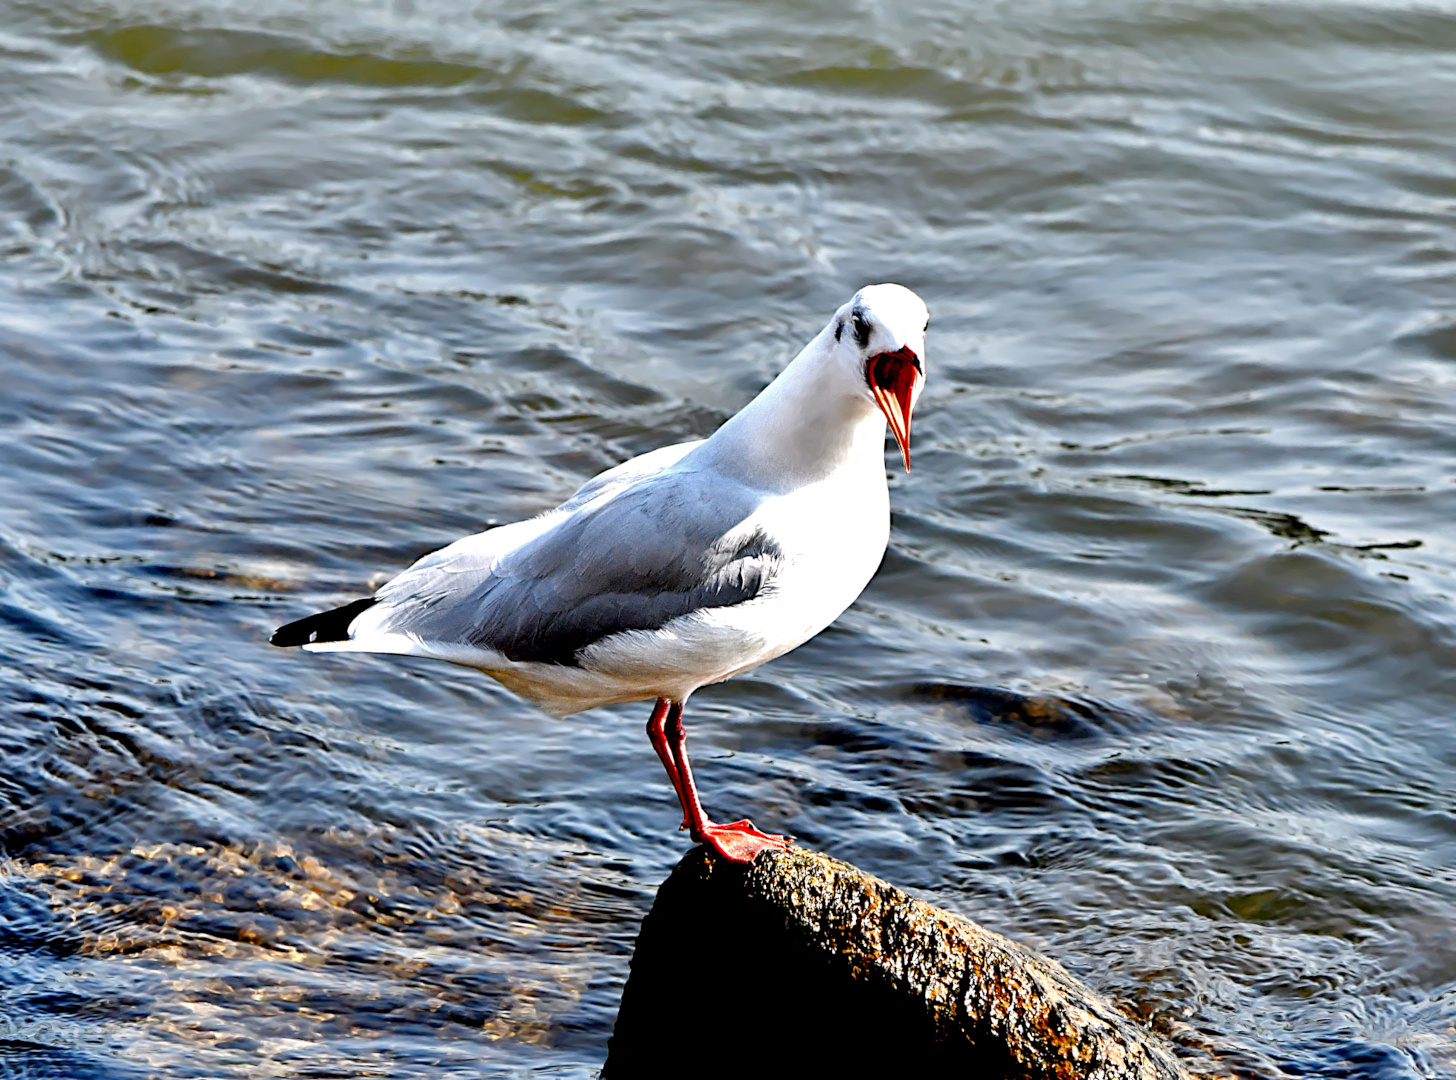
(271, 597, 378, 647)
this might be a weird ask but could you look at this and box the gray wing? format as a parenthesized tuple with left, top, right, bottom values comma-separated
(371, 469, 781, 666)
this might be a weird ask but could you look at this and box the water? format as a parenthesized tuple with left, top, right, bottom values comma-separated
(1, 0, 1454, 1075)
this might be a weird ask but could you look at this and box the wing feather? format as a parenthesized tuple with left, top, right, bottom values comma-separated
(363, 466, 781, 666)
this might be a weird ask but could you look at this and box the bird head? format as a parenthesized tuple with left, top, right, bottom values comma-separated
(833, 283, 929, 470)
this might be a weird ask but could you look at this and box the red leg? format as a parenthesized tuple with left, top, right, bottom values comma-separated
(645, 698, 686, 826)
(662, 701, 792, 864)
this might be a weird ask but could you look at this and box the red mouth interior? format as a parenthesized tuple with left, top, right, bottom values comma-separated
(868, 345, 920, 470)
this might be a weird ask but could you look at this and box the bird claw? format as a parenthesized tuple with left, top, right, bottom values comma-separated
(692, 819, 794, 864)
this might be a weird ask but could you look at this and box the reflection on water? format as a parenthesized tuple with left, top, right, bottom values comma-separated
(2, 0, 1456, 1075)
(2, 829, 634, 1074)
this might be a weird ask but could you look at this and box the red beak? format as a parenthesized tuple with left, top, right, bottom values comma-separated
(867, 345, 922, 471)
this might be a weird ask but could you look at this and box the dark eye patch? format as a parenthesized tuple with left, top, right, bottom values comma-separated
(852, 309, 871, 349)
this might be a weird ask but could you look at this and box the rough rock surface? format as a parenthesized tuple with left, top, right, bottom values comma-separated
(605, 846, 1191, 1079)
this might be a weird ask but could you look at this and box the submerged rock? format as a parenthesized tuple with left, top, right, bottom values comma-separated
(606, 846, 1191, 1079)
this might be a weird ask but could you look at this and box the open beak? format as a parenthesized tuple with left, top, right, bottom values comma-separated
(867, 345, 923, 471)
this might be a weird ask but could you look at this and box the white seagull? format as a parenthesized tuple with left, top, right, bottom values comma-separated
(272, 283, 929, 863)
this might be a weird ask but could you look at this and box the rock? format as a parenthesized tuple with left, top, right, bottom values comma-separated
(605, 846, 1191, 1079)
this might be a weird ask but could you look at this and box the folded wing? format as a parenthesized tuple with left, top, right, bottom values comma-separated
(363, 468, 782, 666)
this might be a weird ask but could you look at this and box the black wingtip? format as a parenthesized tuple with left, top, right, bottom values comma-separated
(270, 597, 378, 647)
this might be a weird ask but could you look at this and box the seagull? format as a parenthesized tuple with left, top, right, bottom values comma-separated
(271, 283, 929, 863)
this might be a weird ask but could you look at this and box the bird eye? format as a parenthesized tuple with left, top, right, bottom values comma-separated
(852, 310, 871, 349)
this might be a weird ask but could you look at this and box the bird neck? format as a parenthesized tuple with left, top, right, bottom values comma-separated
(696, 327, 887, 490)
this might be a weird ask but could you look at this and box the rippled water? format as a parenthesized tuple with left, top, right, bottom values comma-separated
(1, 0, 1455, 1075)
